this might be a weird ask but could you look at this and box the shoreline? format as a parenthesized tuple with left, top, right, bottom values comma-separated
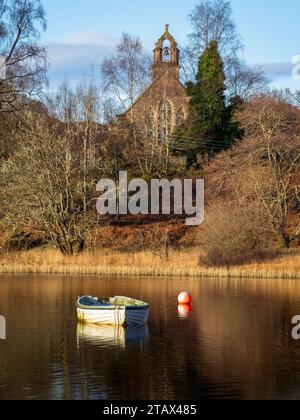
(0, 266, 299, 280)
(0, 249, 299, 279)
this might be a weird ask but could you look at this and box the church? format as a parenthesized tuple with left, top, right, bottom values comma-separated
(126, 25, 189, 143)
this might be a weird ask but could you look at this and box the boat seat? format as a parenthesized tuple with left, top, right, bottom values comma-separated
(79, 297, 109, 307)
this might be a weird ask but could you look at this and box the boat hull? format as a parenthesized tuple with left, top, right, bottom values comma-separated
(125, 307, 149, 326)
(77, 306, 149, 326)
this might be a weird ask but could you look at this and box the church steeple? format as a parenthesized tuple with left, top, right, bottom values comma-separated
(153, 25, 180, 80)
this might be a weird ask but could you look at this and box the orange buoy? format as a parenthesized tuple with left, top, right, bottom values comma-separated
(178, 292, 192, 305)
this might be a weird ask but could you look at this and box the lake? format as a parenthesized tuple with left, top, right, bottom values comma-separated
(1, 274, 300, 400)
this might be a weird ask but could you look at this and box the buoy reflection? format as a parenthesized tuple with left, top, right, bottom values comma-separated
(178, 304, 192, 319)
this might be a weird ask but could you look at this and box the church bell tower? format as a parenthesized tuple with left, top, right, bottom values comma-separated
(153, 25, 180, 80)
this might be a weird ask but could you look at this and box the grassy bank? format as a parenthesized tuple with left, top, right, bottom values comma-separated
(0, 248, 299, 279)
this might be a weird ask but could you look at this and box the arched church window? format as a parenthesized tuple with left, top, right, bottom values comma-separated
(158, 100, 172, 142)
(176, 107, 186, 126)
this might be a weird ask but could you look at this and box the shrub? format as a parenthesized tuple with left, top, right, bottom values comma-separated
(199, 199, 275, 267)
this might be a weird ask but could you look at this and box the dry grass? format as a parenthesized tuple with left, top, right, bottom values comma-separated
(0, 248, 299, 279)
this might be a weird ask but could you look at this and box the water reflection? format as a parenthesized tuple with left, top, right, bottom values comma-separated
(1, 275, 300, 399)
(77, 323, 149, 349)
(0, 315, 5, 340)
(178, 304, 192, 319)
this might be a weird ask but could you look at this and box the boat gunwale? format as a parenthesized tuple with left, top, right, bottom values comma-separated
(77, 304, 149, 311)
(77, 296, 149, 311)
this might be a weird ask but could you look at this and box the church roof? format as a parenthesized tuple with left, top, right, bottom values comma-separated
(125, 68, 187, 114)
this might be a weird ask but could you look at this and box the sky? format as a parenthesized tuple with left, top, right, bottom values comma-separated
(41, 0, 300, 91)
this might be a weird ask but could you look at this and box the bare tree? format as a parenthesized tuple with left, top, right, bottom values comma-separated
(182, 0, 268, 100)
(46, 80, 107, 252)
(235, 94, 300, 139)
(206, 95, 300, 248)
(0, 0, 47, 116)
(0, 113, 81, 255)
(188, 0, 241, 57)
(231, 137, 300, 248)
(0, 79, 106, 255)
(181, 0, 241, 82)
(271, 88, 300, 110)
(101, 33, 151, 114)
(225, 58, 269, 101)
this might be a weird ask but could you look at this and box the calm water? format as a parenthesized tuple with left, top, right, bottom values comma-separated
(1, 275, 300, 400)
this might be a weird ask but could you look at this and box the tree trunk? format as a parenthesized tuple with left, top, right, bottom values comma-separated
(78, 239, 85, 254)
(278, 231, 291, 249)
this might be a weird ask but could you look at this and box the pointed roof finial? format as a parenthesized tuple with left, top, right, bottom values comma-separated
(155, 24, 178, 49)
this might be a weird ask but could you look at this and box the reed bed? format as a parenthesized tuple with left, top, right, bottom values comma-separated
(0, 248, 299, 279)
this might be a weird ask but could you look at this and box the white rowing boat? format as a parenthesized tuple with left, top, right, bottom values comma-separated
(76, 296, 149, 326)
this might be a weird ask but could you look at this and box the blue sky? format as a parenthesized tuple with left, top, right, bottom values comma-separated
(41, 0, 300, 90)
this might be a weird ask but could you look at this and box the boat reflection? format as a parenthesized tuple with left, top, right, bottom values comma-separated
(77, 323, 149, 349)
(0, 315, 6, 340)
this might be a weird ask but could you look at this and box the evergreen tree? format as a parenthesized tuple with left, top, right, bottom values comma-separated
(172, 41, 240, 168)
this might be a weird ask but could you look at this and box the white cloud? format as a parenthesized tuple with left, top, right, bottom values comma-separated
(256, 61, 293, 78)
(250, 61, 300, 90)
(60, 32, 117, 46)
(46, 33, 118, 87)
